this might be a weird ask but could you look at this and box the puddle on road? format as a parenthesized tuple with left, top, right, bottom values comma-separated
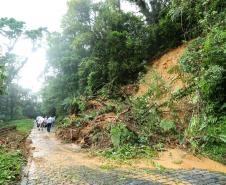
(154, 148, 226, 174)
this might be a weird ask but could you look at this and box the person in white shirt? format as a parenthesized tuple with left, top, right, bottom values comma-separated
(37, 116, 44, 131)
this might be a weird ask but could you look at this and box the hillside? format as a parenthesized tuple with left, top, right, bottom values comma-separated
(55, 43, 226, 173)
(1, 0, 225, 184)
(137, 43, 188, 96)
(42, 0, 226, 168)
(54, 43, 188, 145)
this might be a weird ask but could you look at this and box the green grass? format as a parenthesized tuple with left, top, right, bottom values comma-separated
(8, 119, 33, 134)
(0, 119, 33, 134)
(0, 147, 25, 184)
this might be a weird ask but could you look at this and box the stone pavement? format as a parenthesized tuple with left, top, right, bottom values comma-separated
(20, 128, 226, 185)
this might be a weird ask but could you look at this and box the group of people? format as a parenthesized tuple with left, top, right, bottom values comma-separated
(35, 116, 55, 132)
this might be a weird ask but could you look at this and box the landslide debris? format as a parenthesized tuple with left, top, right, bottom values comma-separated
(56, 44, 191, 150)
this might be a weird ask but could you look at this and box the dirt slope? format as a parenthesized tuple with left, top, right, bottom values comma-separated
(136, 43, 192, 124)
(136, 43, 188, 97)
(135, 43, 226, 173)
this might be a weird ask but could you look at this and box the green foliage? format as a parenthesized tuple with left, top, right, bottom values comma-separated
(186, 116, 226, 163)
(180, 27, 226, 107)
(62, 96, 87, 114)
(159, 119, 175, 132)
(147, 70, 167, 98)
(198, 65, 224, 96)
(180, 38, 205, 74)
(0, 17, 46, 84)
(115, 101, 125, 114)
(0, 147, 25, 184)
(42, 0, 187, 114)
(0, 84, 41, 120)
(60, 117, 73, 128)
(128, 0, 169, 24)
(110, 122, 136, 147)
(99, 144, 157, 161)
(128, 93, 177, 141)
(14, 119, 33, 134)
(0, 17, 25, 39)
(137, 135, 149, 145)
(25, 27, 47, 41)
(74, 113, 96, 127)
(168, 0, 225, 39)
(128, 95, 161, 136)
(146, 16, 183, 58)
(98, 103, 115, 115)
(179, 25, 226, 162)
(58, 112, 96, 128)
(40, 0, 226, 164)
(0, 119, 33, 134)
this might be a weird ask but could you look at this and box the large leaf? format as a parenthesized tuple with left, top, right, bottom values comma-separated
(159, 119, 175, 131)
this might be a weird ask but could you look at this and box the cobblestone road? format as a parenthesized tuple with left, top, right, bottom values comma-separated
(20, 128, 226, 185)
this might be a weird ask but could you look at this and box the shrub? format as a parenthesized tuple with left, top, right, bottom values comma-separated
(61, 96, 87, 115)
(128, 94, 161, 136)
(0, 147, 25, 184)
(159, 119, 176, 132)
(109, 122, 136, 147)
(99, 144, 157, 161)
(98, 103, 115, 115)
(179, 26, 226, 162)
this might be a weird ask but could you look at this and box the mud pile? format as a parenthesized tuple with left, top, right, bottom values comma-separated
(0, 128, 31, 156)
(56, 99, 120, 148)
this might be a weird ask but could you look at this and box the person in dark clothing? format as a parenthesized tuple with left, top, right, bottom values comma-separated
(46, 116, 53, 132)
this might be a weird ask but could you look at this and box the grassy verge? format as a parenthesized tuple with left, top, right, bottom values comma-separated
(0, 119, 33, 184)
(2, 119, 34, 134)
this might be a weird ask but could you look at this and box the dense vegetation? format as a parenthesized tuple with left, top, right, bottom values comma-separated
(42, 0, 183, 116)
(40, 0, 226, 163)
(0, 0, 224, 165)
(178, 29, 226, 162)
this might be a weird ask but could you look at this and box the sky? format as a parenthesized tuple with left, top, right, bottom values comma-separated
(0, 0, 67, 92)
(0, 0, 136, 92)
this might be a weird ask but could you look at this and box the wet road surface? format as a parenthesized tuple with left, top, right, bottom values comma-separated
(20, 128, 226, 185)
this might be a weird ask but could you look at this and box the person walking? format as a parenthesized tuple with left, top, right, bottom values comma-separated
(37, 116, 44, 131)
(46, 116, 53, 132)
(44, 116, 48, 127)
